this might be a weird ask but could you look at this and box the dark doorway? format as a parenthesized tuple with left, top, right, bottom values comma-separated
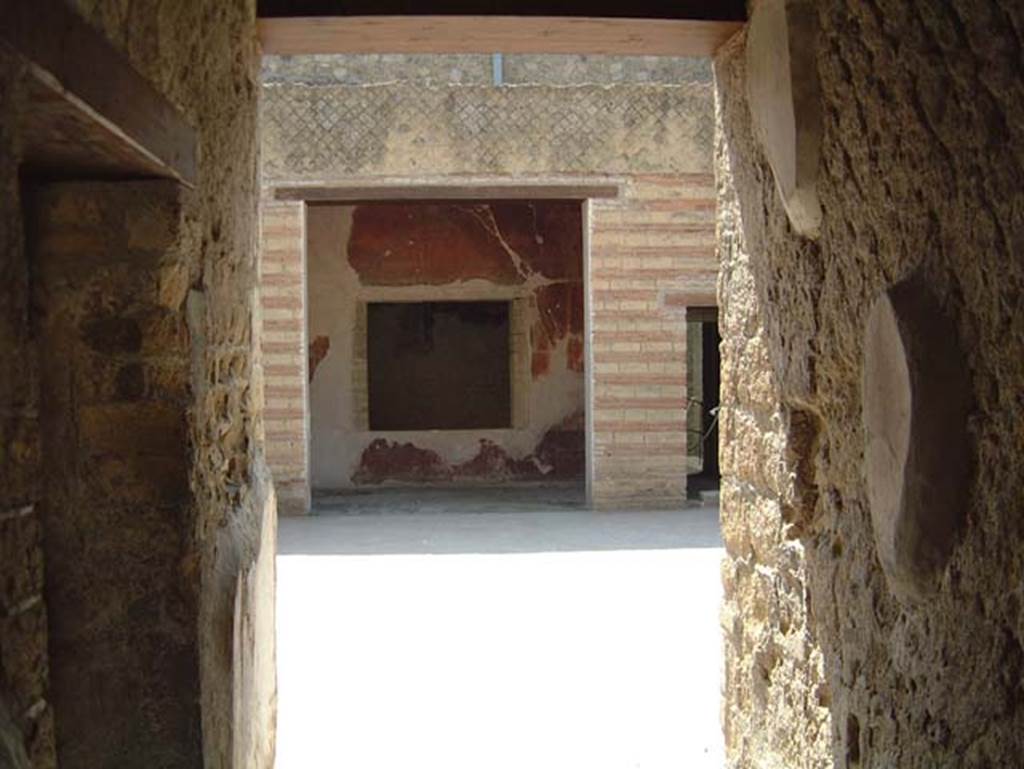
(686, 307, 721, 498)
(367, 300, 512, 430)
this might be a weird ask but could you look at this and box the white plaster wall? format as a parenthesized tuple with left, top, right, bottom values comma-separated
(307, 204, 584, 490)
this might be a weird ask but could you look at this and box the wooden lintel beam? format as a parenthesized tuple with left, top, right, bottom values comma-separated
(275, 184, 621, 202)
(258, 16, 744, 57)
(0, 0, 197, 186)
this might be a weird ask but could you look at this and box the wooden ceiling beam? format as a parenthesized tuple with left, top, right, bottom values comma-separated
(258, 15, 744, 57)
(275, 183, 621, 202)
(0, 0, 197, 185)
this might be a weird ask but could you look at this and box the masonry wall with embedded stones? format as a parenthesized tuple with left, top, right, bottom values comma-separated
(714, 2, 1024, 766)
(261, 53, 714, 87)
(29, 181, 205, 768)
(260, 58, 718, 510)
(1, 1, 274, 767)
(0, 54, 53, 769)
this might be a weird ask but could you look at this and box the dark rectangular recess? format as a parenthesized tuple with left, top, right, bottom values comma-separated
(257, 2, 747, 21)
(368, 300, 511, 430)
(685, 306, 720, 485)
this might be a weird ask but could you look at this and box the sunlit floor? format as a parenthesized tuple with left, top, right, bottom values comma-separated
(277, 487, 724, 769)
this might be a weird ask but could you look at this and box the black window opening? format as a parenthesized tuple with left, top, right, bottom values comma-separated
(686, 307, 721, 493)
(367, 300, 512, 431)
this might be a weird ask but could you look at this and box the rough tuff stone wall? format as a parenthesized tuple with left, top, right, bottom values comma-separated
(715, 1, 1024, 765)
(63, 2, 276, 766)
(714, 34, 831, 768)
(0, 1, 274, 766)
(261, 74, 716, 509)
(30, 181, 201, 767)
(0, 56, 56, 769)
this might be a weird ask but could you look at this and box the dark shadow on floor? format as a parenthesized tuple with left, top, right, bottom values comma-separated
(279, 486, 722, 555)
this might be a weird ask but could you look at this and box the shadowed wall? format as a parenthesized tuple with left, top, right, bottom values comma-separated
(715, 2, 1024, 765)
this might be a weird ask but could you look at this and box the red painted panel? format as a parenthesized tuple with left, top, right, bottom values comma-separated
(348, 202, 582, 286)
(352, 439, 451, 484)
(352, 419, 585, 486)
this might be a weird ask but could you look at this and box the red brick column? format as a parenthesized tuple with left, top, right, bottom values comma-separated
(588, 173, 717, 509)
(259, 200, 309, 515)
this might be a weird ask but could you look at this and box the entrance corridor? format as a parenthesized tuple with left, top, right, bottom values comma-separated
(277, 488, 724, 769)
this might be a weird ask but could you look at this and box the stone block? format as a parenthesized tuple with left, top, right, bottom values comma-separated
(0, 604, 48, 713)
(0, 514, 44, 612)
(746, 0, 823, 238)
(863, 273, 970, 602)
(0, 416, 40, 504)
(80, 454, 189, 506)
(0, 695, 30, 769)
(25, 705, 55, 769)
(78, 402, 187, 458)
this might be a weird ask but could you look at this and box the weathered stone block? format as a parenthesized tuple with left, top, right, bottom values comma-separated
(0, 416, 40, 503)
(746, 0, 823, 238)
(78, 402, 187, 457)
(0, 514, 44, 612)
(0, 604, 48, 712)
(0, 695, 30, 769)
(863, 273, 970, 602)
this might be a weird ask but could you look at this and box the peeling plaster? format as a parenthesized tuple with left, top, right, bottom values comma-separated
(308, 202, 585, 489)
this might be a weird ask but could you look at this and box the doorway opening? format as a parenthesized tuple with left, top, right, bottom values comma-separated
(304, 199, 587, 498)
(686, 306, 721, 502)
(261, 48, 723, 769)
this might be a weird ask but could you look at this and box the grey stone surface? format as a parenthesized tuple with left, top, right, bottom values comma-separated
(262, 54, 711, 86)
(262, 82, 713, 179)
(295, 486, 722, 554)
(263, 54, 492, 85)
(502, 55, 712, 85)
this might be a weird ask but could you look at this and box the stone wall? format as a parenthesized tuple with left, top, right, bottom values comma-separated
(715, 1, 1024, 765)
(261, 70, 717, 509)
(0, 55, 56, 769)
(262, 53, 711, 86)
(714, 33, 831, 768)
(30, 181, 201, 767)
(306, 202, 584, 490)
(66, 2, 276, 766)
(262, 82, 712, 180)
(1, 1, 274, 766)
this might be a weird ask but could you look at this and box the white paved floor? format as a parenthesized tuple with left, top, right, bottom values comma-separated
(277, 488, 724, 769)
